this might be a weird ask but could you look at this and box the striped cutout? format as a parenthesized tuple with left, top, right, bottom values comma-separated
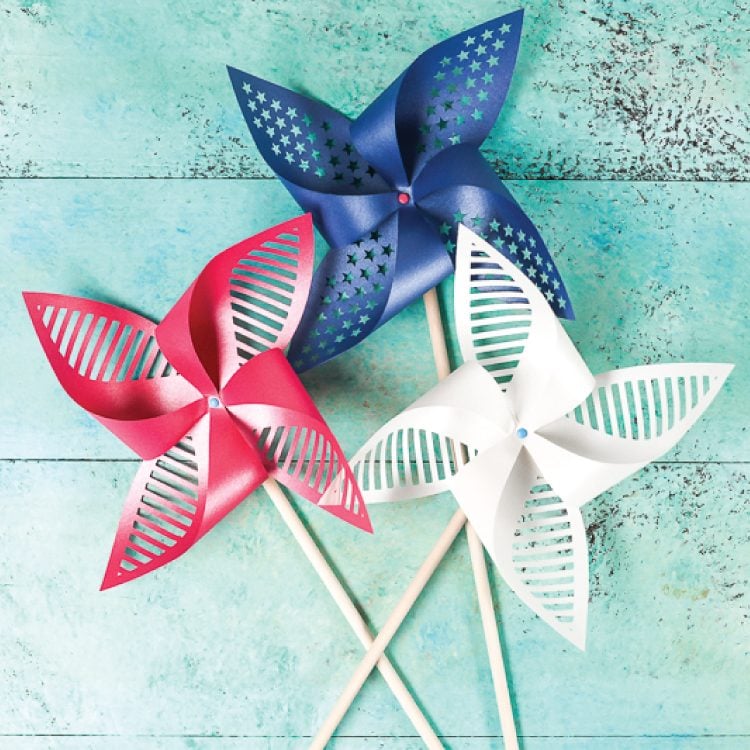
(568, 370, 720, 440)
(37, 300, 174, 382)
(229, 231, 303, 361)
(509, 477, 587, 646)
(253, 422, 369, 530)
(352, 427, 478, 496)
(101, 437, 202, 589)
(459, 245, 533, 387)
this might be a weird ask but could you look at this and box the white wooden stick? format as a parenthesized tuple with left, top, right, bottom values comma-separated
(310, 507, 467, 749)
(423, 287, 519, 750)
(262, 477, 443, 749)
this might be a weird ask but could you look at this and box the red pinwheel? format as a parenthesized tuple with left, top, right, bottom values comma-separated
(23, 215, 370, 590)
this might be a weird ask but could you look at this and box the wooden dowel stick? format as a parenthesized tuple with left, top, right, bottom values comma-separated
(309, 287, 519, 747)
(422, 287, 519, 749)
(262, 478, 442, 749)
(310, 507, 467, 750)
(465, 524, 519, 750)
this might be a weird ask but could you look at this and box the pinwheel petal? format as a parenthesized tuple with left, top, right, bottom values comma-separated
(454, 226, 591, 431)
(334, 361, 512, 505)
(222, 348, 371, 531)
(381, 206, 454, 323)
(420, 175, 574, 321)
(101, 416, 209, 589)
(100, 408, 267, 589)
(342, 409, 485, 505)
(287, 214, 399, 371)
(157, 216, 314, 391)
(392, 10, 523, 181)
(231, 403, 372, 532)
(228, 66, 391, 196)
(23, 292, 205, 458)
(452, 448, 589, 649)
(530, 363, 733, 507)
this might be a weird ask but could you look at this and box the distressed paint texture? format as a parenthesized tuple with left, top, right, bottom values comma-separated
(0, 0, 748, 748)
(0, 0, 748, 179)
(1, 462, 748, 744)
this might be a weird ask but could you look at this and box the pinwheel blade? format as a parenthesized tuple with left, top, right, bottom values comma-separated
(23, 292, 204, 459)
(248, 410, 372, 532)
(455, 225, 592, 431)
(453, 448, 589, 649)
(287, 214, 398, 371)
(387, 10, 524, 181)
(157, 215, 316, 390)
(227, 66, 391, 198)
(101, 418, 209, 589)
(532, 362, 733, 507)
(329, 361, 511, 505)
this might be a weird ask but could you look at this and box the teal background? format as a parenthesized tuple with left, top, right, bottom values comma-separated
(1, 1, 748, 747)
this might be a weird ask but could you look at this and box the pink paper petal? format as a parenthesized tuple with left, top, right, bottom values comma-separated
(24, 292, 205, 459)
(157, 214, 315, 391)
(100, 408, 267, 589)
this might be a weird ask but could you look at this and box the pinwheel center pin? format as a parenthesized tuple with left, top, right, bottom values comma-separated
(516, 427, 528, 439)
(208, 396, 222, 408)
(397, 192, 410, 205)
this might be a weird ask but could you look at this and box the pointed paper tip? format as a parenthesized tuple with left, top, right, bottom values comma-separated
(226, 65, 263, 101)
(319, 481, 374, 533)
(226, 65, 271, 92)
(22, 290, 43, 314)
(226, 64, 247, 87)
(99, 570, 119, 591)
(563, 621, 587, 651)
(456, 222, 475, 246)
(319, 501, 374, 533)
(498, 8, 525, 28)
(100, 562, 147, 591)
(360, 512, 374, 534)
(269, 213, 315, 262)
(100, 550, 152, 591)
(713, 362, 735, 388)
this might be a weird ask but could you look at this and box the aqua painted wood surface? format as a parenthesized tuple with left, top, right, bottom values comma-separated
(1, 1, 748, 747)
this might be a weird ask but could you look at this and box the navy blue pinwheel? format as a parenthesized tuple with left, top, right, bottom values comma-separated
(228, 9, 573, 371)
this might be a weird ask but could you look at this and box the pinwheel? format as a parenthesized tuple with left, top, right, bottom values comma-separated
(227, 9, 572, 371)
(228, 12, 559, 738)
(23, 215, 442, 747)
(310, 225, 732, 746)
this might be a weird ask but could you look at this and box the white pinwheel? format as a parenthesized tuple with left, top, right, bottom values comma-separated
(333, 224, 732, 648)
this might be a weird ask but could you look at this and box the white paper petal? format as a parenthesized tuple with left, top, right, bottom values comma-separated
(452, 448, 588, 649)
(533, 363, 733, 507)
(345, 362, 511, 504)
(454, 224, 595, 432)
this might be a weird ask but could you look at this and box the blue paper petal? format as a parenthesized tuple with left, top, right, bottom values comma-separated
(413, 143, 502, 199)
(228, 66, 391, 196)
(380, 206, 454, 322)
(280, 176, 398, 250)
(350, 75, 409, 189)
(394, 10, 523, 181)
(417, 182, 574, 320)
(288, 215, 399, 371)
